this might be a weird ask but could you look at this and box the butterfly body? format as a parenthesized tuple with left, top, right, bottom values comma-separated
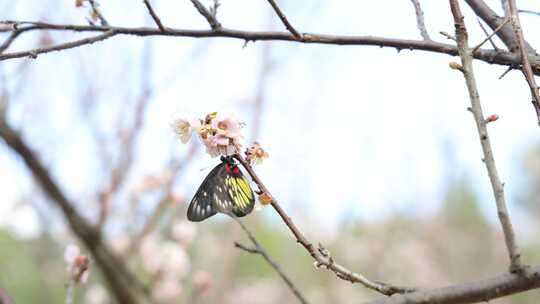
(187, 156, 255, 222)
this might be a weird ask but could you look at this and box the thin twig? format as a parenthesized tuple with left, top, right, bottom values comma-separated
(1, 30, 116, 60)
(0, 30, 21, 53)
(190, 0, 221, 30)
(518, 9, 540, 16)
(498, 65, 513, 79)
(450, 0, 524, 273)
(439, 31, 456, 41)
(507, 0, 540, 125)
(232, 217, 309, 304)
(475, 18, 502, 51)
(465, 0, 520, 52)
(87, 0, 109, 26)
(233, 154, 415, 296)
(409, 0, 431, 40)
(265, 0, 301, 39)
(142, 0, 165, 31)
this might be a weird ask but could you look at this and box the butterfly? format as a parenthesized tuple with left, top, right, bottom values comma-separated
(187, 156, 255, 222)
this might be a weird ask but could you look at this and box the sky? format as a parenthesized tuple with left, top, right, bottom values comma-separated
(1, 0, 540, 239)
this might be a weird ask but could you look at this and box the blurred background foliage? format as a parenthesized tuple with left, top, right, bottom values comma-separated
(1, 168, 540, 303)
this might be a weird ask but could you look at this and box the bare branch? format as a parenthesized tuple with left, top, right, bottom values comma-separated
(190, 0, 221, 30)
(0, 22, 536, 78)
(87, 0, 109, 26)
(0, 29, 21, 53)
(363, 265, 540, 304)
(409, 0, 431, 40)
(142, 0, 166, 31)
(465, 0, 519, 51)
(265, 0, 302, 39)
(472, 18, 508, 53)
(0, 108, 148, 304)
(450, 0, 523, 273)
(476, 18, 499, 51)
(233, 154, 415, 296)
(518, 9, 540, 16)
(0, 29, 116, 60)
(232, 217, 309, 304)
(507, 0, 540, 125)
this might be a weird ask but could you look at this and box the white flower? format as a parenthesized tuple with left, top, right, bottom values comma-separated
(172, 118, 200, 144)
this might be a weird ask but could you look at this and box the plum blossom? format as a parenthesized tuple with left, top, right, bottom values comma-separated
(64, 244, 90, 284)
(245, 142, 269, 165)
(172, 112, 244, 157)
(172, 118, 200, 144)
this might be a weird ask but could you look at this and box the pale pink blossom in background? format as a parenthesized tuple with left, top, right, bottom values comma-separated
(160, 242, 190, 277)
(171, 220, 197, 246)
(108, 234, 131, 257)
(64, 244, 80, 265)
(140, 236, 191, 277)
(151, 276, 183, 303)
(84, 284, 110, 304)
(140, 235, 162, 275)
(192, 270, 212, 292)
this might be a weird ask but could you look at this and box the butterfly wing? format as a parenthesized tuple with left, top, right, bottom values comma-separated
(187, 160, 255, 222)
(187, 163, 224, 222)
(225, 170, 255, 217)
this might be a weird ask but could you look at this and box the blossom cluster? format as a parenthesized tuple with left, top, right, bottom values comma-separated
(172, 112, 268, 164)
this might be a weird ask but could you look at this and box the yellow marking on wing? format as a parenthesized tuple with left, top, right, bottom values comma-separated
(238, 178, 253, 199)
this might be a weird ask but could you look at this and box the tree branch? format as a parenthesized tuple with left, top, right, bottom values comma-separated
(0, 29, 116, 60)
(265, 0, 301, 39)
(409, 0, 431, 40)
(233, 154, 415, 296)
(464, 0, 519, 52)
(507, 0, 540, 125)
(472, 18, 508, 53)
(0, 107, 148, 304)
(0, 22, 536, 77)
(142, 0, 165, 32)
(0, 28, 21, 54)
(363, 265, 540, 304)
(450, 0, 523, 273)
(87, 0, 109, 26)
(189, 0, 221, 30)
(232, 217, 309, 304)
